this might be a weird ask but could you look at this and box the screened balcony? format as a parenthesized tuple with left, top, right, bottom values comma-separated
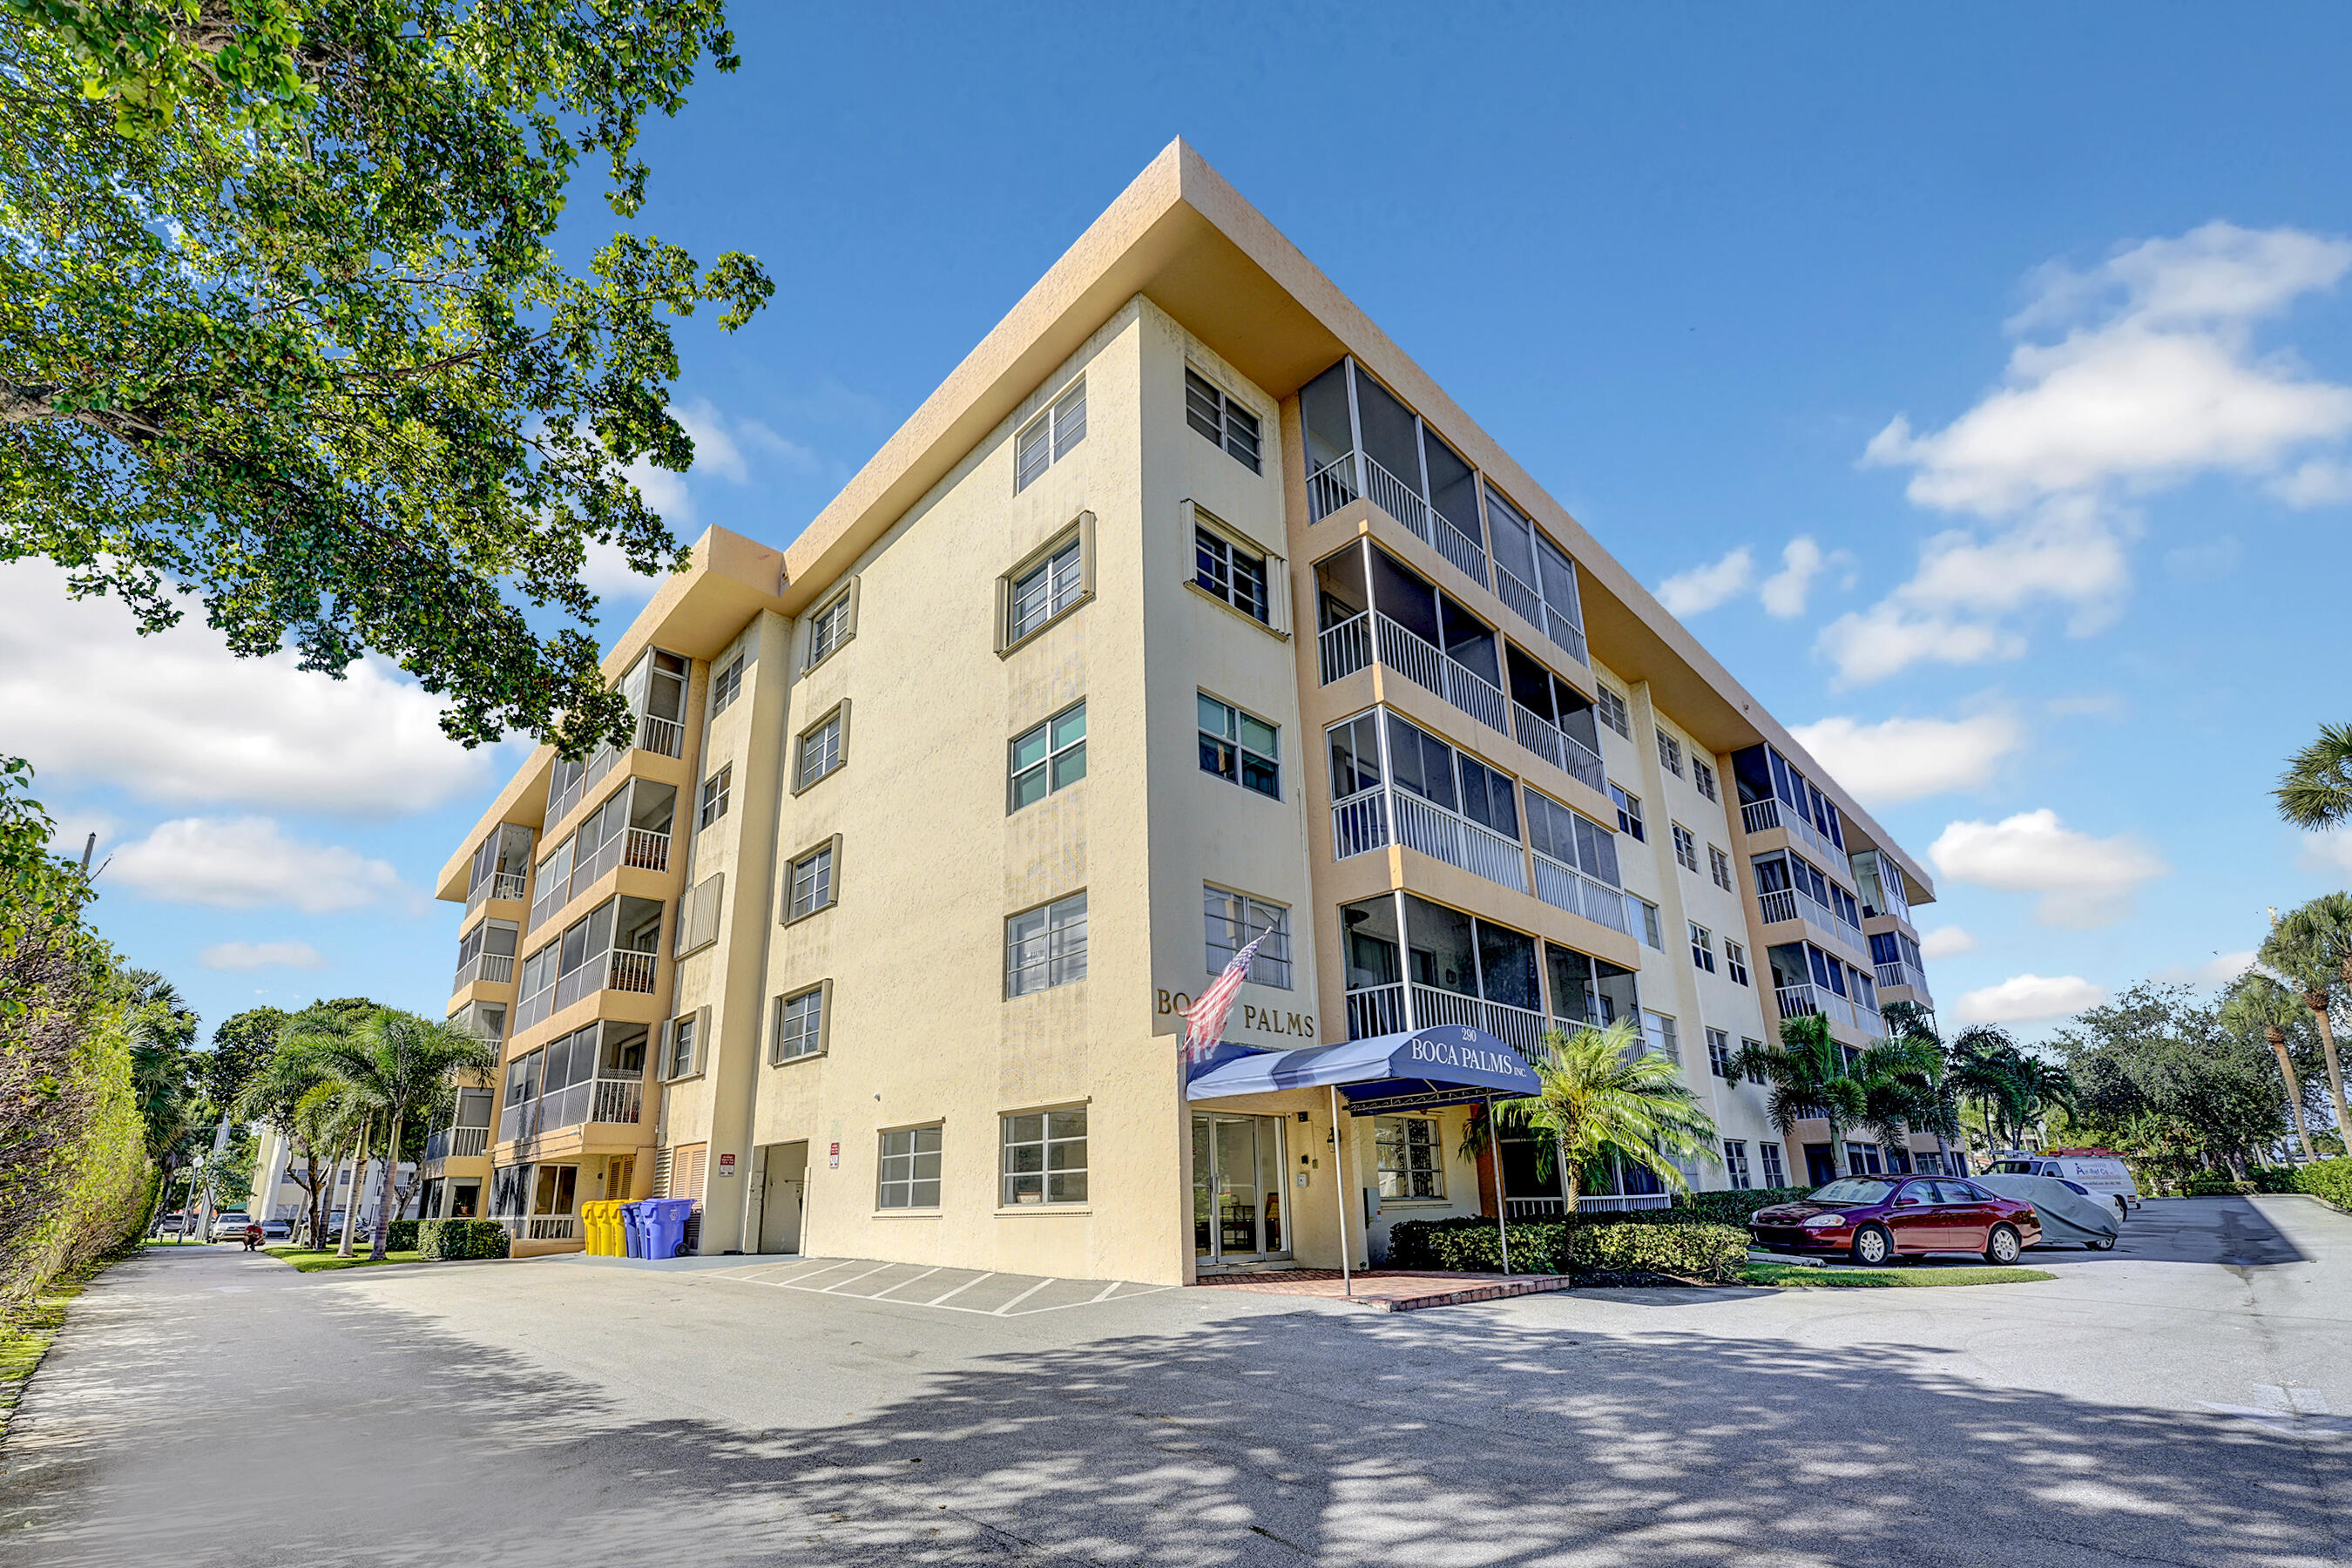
(529, 778, 676, 935)
(1849, 848, 1915, 925)
(1870, 929, 1932, 1002)
(497, 1021, 650, 1144)
(1505, 645, 1605, 794)
(1301, 359, 1490, 585)
(1769, 943, 1884, 1039)
(1342, 894, 1640, 1059)
(1328, 708, 1528, 895)
(1317, 543, 1508, 733)
(1732, 743, 1850, 866)
(1753, 849, 1863, 945)
(1524, 789, 1632, 935)
(452, 918, 519, 992)
(513, 895, 664, 1035)
(544, 647, 692, 829)
(464, 822, 535, 910)
(1482, 483, 1589, 667)
(424, 1087, 495, 1165)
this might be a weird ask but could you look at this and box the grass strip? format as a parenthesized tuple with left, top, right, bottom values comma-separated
(262, 1247, 425, 1274)
(1743, 1261, 2057, 1288)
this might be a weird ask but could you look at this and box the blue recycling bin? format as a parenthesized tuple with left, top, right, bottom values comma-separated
(644, 1198, 694, 1260)
(619, 1200, 646, 1259)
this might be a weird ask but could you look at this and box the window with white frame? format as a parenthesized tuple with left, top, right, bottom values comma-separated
(1708, 844, 1734, 891)
(771, 985, 824, 1064)
(1724, 1139, 1752, 1189)
(1016, 378, 1085, 491)
(877, 1125, 942, 1209)
(1689, 922, 1717, 973)
(797, 708, 844, 791)
(710, 652, 744, 717)
(698, 764, 731, 828)
(665, 1012, 698, 1078)
(1205, 886, 1291, 987)
(1693, 758, 1718, 802)
(1642, 1010, 1680, 1064)
(807, 589, 854, 668)
(1008, 702, 1086, 810)
(1184, 367, 1261, 472)
(1637, 897, 1663, 950)
(787, 841, 835, 922)
(1657, 730, 1684, 778)
(1193, 524, 1270, 622)
(1597, 685, 1632, 738)
(1673, 821, 1699, 872)
(1760, 1140, 1786, 1186)
(1007, 536, 1084, 644)
(1005, 892, 1087, 997)
(1707, 1028, 1736, 1078)
(1612, 783, 1645, 841)
(1001, 1106, 1087, 1205)
(1725, 941, 1750, 987)
(1199, 693, 1279, 798)
(1375, 1117, 1444, 1200)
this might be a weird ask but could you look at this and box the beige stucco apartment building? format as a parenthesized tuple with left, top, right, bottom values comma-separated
(424, 141, 1949, 1281)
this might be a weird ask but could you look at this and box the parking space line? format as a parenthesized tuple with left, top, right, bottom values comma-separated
(992, 1277, 1059, 1315)
(927, 1272, 996, 1305)
(1087, 1281, 1122, 1303)
(819, 1262, 899, 1293)
(869, 1266, 943, 1299)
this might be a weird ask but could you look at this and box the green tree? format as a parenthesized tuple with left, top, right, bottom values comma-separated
(1, 2, 770, 760)
(2276, 722, 2352, 833)
(1489, 1020, 1718, 1241)
(1734, 1014, 1866, 1179)
(2051, 983, 2282, 1179)
(308, 1010, 495, 1259)
(2219, 974, 2320, 1161)
(234, 1012, 367, 1244)
(199, 1005, 285, 1110)
(2258, 896, 2352, 1140)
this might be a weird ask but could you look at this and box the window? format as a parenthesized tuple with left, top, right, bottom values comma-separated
(877, 1125, 942, 1209)
(1672, 822, 1699, 872)
(1006, 892, 1087, 997)
(797, 707, 845, 791)
(1760, 1141, 1786, 1187)
(1205, 887, 1291, 988)
(1184, 366, 1261, 472)
(1597, 684, 1632, 738)
(1009, 702, 1087, 810)
(1709, 844, 1734, 891)
(1725, 941, 1750, 987)
(1375, 1117, 1444, 1200)
(1612, 783, 1645, 841)
(1724, 1139, 1752, 1190)
(1199, 693, 1279, 798)
(1016, 378, 1085, 491)
(1637, 897, 1663, 950)
(787, 841, 836, 922)
(1689, 923, 1717, 974)
(1193, 524, 1270, 622)
(710, 652, 744, 717)
(698, 765, 731, 828)
(807, 588, 854, 669)
(1708, 1028, 1736, 1079)
(665, 1012, 698, 1078)
(1007, 537, 1085, 643)
(1002, 1106, 1087, 1205)
(1693, 759, 1718, 802)
(1847, 1141, 1883, 1176)
(1641, 1010, 1680, 1064)
(771, 985, 825, 1064)
(1657, 730, 1684, 778)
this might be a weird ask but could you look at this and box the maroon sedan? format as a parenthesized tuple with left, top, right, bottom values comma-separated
(1750, 1174, 2042, 1266)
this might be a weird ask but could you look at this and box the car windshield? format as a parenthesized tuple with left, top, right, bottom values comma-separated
(1990, 1161, 2032, 1173)
(1808, 1179, 1898, 1205)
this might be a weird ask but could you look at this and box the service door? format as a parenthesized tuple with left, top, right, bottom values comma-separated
(757, 1142, 807, 1255)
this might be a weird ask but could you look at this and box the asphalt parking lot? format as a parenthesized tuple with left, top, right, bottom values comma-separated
(3, 1196, 2347, 1568)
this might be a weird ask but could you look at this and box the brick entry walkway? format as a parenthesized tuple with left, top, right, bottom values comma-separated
(1190, 1268, 1576, 1312)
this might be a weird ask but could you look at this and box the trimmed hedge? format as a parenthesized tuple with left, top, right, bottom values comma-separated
(1385, 1215, 1750, 1282)
(383, 1220, 420, 1253)
(2292, 1157, 2352, 1213)
(2180, 1174, 2256, 1197)
(1661, 1187, 1815, 1228)
(417, 1220, 510, 1261)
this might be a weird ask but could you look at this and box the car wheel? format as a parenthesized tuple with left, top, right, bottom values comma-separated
(2087, 1235, 2116, 1251)
(2112, 1199, 2127, 1225)
(1985, 1224, 2023, 1266)
(1851, 1225, 1893, 1266)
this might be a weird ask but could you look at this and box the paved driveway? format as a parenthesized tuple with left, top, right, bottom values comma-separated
(3, 1197, 2347, 1568)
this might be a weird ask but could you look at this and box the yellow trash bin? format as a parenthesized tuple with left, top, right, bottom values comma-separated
(584, 1200, 613, 1255)
(593, 1200, 618, 1255)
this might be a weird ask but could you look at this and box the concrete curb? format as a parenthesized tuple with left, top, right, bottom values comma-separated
(1345, 1274, 1578, 1313)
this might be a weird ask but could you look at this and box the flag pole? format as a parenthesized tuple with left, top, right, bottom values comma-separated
(1488, 1094, 1511, 1277)
(1330, 1085, 1352, 1297)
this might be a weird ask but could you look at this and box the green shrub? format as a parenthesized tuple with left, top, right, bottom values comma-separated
(1387, 1217, 1567, 1274)
(2292, 1157, 2352, 1213)
(382, 1220, 419, 1252)
(2180, 1174, 2256, 1197)
(2247, 1166, 2300, 1194)
(1664, 1186, 1814, 1227)
(1575, 1222, 1748, 1281)
(417, 1219, 509, 1261)
(1382, 1215, 1749, 1281)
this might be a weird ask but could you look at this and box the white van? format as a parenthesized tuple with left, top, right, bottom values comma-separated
(1990, 1152, 2138, 1214)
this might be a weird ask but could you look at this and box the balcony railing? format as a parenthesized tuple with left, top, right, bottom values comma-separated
(1320, 609, 1511, 742)
(609, 949, 658, 993)
(1310, 449, 1491, 589)
(1531, 851, 1633, 936)
(550, 947, 659, 1014)
(1504, 1194, 1670, 1220)
(624, 828, 670, 872)
(1491, 562, 1590, 668)
(1875, 960, 1932, 999)
(1511, 703, 1606, 794)
(496, 1071, 648, 1145)
(1345, 983, 1406, 1039)
(423, 1126, 490, 1164)
(490, 1214, 582, 1243)
(1740, 796, 1845, 868)
(471, 868, 526, 909)
(1775, 983, 1882, 1040)
(1342, 983, 1544, 1051)
(452, 950, 517, 993)
(531, 824, 674, 937)
(637, 712, 684, 759)
(1331, 787, 1530, 896)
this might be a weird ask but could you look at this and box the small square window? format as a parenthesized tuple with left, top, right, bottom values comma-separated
(1597, 686, 1632, 739)
(1002, 1106, 1087, 1206)
(1193, 524, 1270, 623)
(1008, 701, 1087, 811)
(1016, 379, 1085, 491)
(797, 708, 845, 791)
(1689, 922, 1716, 973)
(1638, 897, 1663, 950)
(1642, 1010, 1680, 1064)
(1726, 941, 1750, 987)
(1693, 759, 1718, 802)
(1006, 892, 1087, 997)
(1672, 822, 1699, 872)
(772, 986, 825, 1064)
(787, 842, 836, 922)
(1612, 783, 1645, 841)
(1205, 886, 1291, 988)
(1657, 730, 1684, 778)
(1375, 1117, 1444, 1200)
(1200, 693, 1280, 799)
(1007, 536, 1085, 645)
(1709, 844, 1734, 891)
(1185, 367, 1261, 473)
(698, 764, 731, 828)
(878, 1125, 942, 1210)
(711, 653, 744, 717)
(808, 590, 855, 669)
(1723, 1138, 1751, 1189)
(1708, 1029, 1736, 1079)
(1761, 1141, 1786, 1187)
(665, 1013, 698, 1078)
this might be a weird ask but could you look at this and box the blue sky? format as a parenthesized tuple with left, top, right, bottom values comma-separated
(16, 5, 2352, 1045)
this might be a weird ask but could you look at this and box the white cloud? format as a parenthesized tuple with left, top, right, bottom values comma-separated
(107, 817, 416, 915)
(1788, 712, 2024, 806)
(581, 538, 676, 599)
(1919, 925, 1978, 960)
(2270, 458, 2352, 507)
(1930, 808, 2168, 928)
(1657, 547, 1755, 618)
(1835, 222, 2352, 683)
(2299, 828, 2352, 879)
(2151, 950, 2259, 986)
(671, 397, 747, 483)
(1954, 973, 2108, 1025)
(0, 561, 494, 815)
(201, 940, 327, 972)
(1760, 537, 1848, 618)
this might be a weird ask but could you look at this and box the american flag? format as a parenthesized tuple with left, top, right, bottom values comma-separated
(1182, 931, 1270, 1066)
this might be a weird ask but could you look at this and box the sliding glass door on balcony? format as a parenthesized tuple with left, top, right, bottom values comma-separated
(1328, 709, 1529, 895)
(1301, 360, 1490, 587)
(514, 894, 665, 1033)
(1340, 894, 1545, 1051)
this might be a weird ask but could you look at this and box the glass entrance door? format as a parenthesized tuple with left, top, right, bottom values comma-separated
(1193, 1112, 1288, 1263)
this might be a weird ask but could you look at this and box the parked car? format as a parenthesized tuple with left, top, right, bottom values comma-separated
(1750, 1175, 2043, 1265)
(260, 1219, 292, 1240)
(207, 1210, 254, 1242)
(1988, 1151, 2138, 1215)
(1974, 1173, 2120, 1250)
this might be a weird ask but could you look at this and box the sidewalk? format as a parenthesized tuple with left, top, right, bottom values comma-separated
(1190, 1268, 1576, 1312)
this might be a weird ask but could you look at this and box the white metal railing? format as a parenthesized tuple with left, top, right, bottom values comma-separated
(1319, 612, 1373, 685)
(624, 828, 670, 872)
(1503, 1194, 1672, 1220)
(1742, 794, 1844, 866)
(489, 1213, 581, 1244)
(1777, 983, 1862, 1035)
(1876, 960, 1931, 997)
(1312, 449, 1491, 589)
(1307, 451, 1360, 522)
(452, 950, 517, 993)
(1531, 852, 1633, 935)
(637, 712, 684, 759)
(1409, 985, 1544, 1051)
(609, 950, 658, 994)
(1389, 787, 1529, 894)
(491, 870, 527, 902)
(450, 1126, 489, 1159)
(591, 1078, 644, 1125)
(1511, 703, 1606, 794)
(497, 1073, 645, 1145)
(1372, 612, 1507, 734)
(1346, 983, 1406, 1039)
(1491, 564, 1590, 669)
(1331, 792, 1391, 860)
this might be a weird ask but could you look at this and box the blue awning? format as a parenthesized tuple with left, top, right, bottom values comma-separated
(1185, 1025, 1541, 1115)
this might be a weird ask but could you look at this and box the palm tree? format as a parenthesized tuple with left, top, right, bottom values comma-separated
(1489, 1020, 1718, 1243)
(2258, 896, 2352, 1142)
(1734, 1013, 1866, 1180)
(236, 1034, 365, 1247)
(2276, 721, 2352, 832)
(309, 1010, 497, 1260)
(1853, 1037, 1963, 1167)
(2220, 974, 2317, 1161)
